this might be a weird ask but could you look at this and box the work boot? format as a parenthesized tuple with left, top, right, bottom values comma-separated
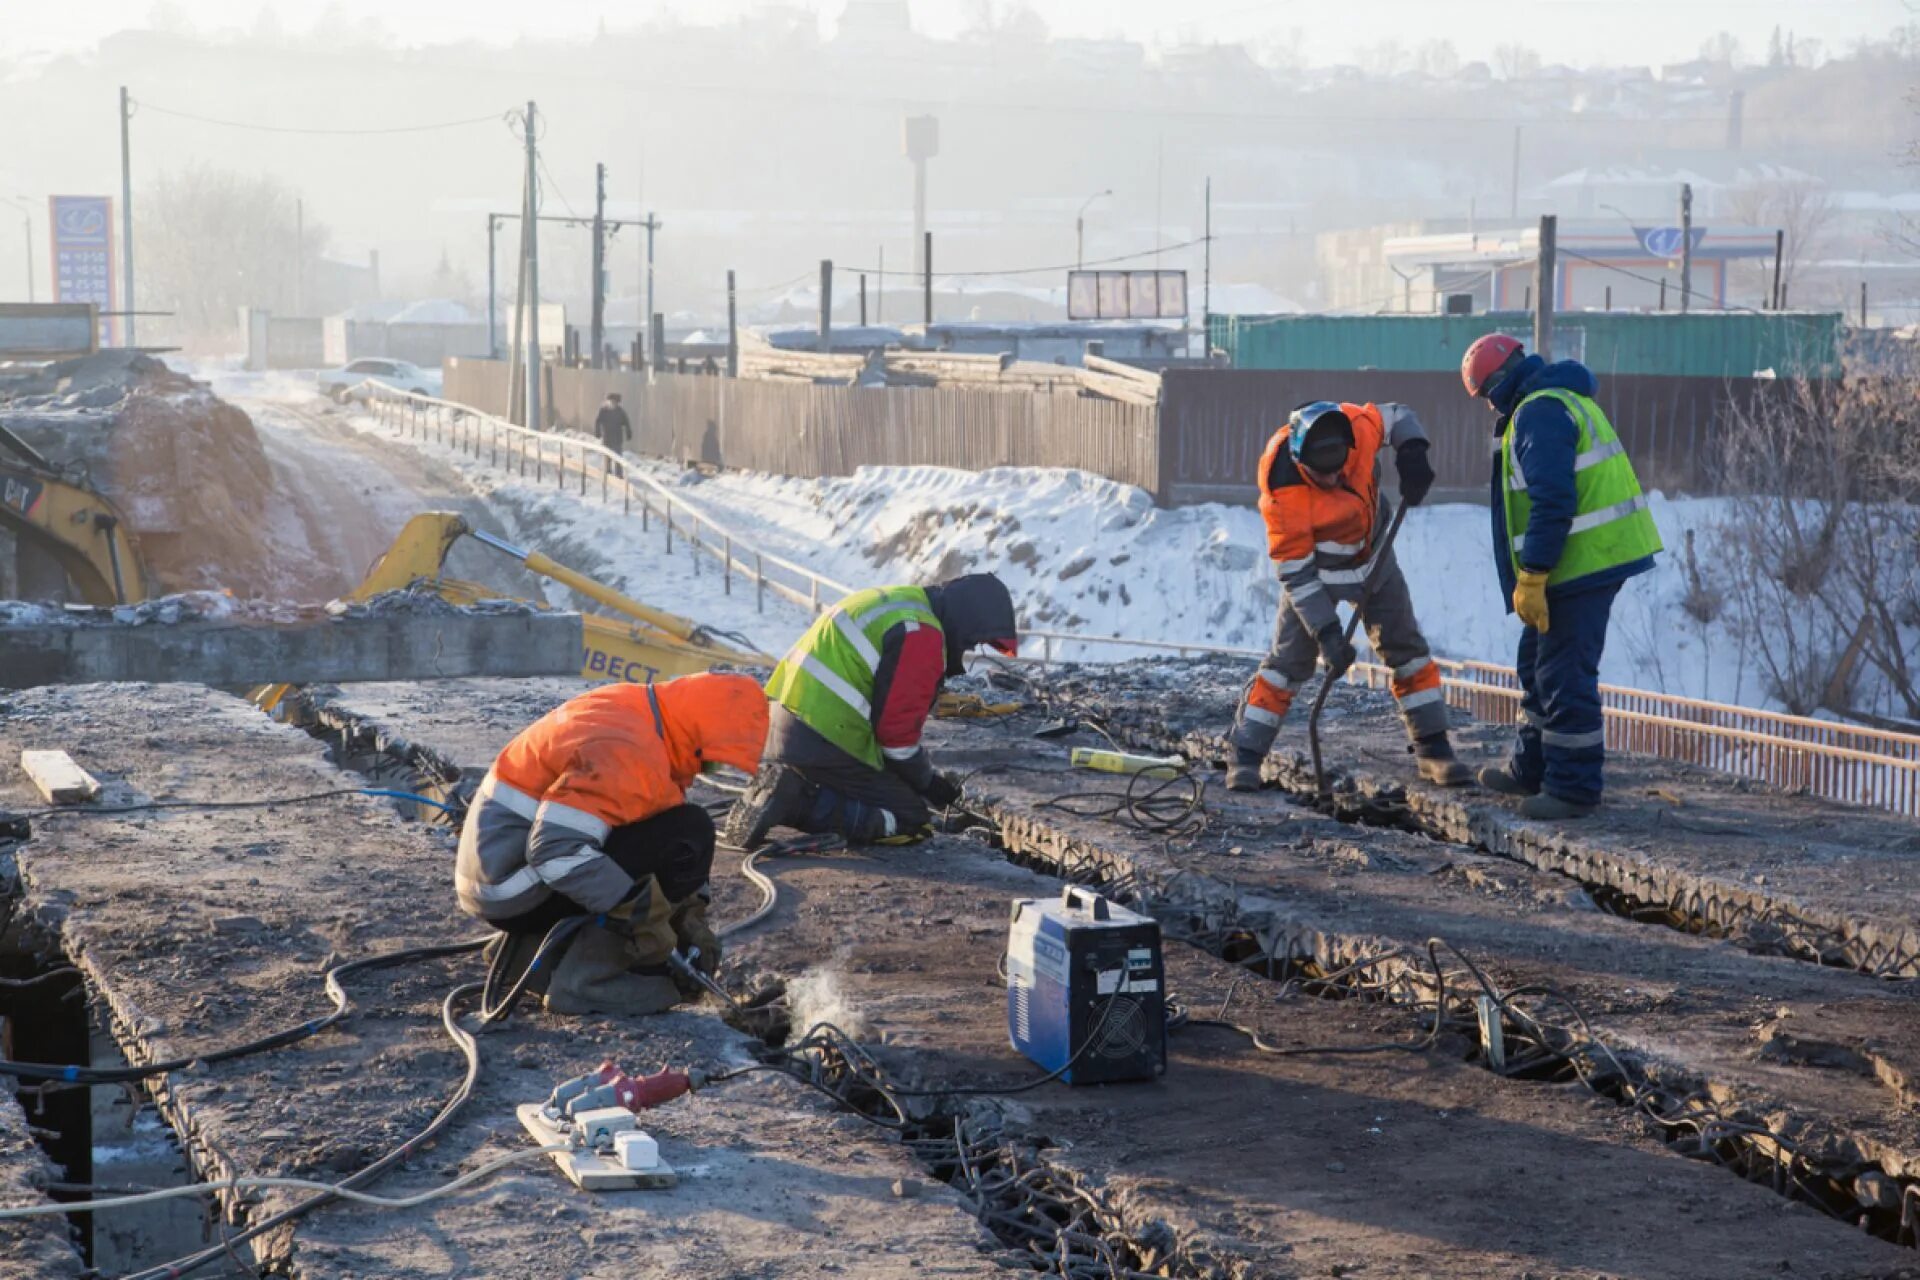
(1521, 792, 1598, 820)
(1477, 764, 1540, 797)
(1412, 735, 1473, 787)
(1225, 747, 1265, 793)
(720, 765, 815, 850)
(542, 921, 684, 1016)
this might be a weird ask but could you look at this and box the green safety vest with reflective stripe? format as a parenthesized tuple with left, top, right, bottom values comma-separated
(765, 585, 943, 769)
(1501, 388, 1663, 587)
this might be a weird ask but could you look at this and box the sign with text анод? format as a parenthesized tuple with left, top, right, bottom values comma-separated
(1068, 270, 1188, 321)
(50, 196, 116, 347)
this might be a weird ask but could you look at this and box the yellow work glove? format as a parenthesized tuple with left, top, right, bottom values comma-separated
(1513, 569, 1552, 633)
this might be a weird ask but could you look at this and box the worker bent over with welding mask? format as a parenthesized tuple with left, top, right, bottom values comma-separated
(722, 574, 1018, 849)
(1227, 400, 1471, 792)
(455, 673, 769, 1016)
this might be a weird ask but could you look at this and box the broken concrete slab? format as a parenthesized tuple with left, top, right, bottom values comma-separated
(0, 1091, 85, 1277)
(0, 601, 582, 688)
(317, 676, 1920, 1280)
(0, 684, 999, 1279)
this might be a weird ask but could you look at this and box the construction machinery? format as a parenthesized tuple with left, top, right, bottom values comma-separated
(0, 426, 146, 605)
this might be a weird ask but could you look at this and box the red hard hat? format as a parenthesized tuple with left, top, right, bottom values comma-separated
(1461, 333, 1524, 397)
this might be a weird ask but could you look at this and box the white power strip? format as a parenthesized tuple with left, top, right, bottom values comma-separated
(516, 1104, 679, 1192)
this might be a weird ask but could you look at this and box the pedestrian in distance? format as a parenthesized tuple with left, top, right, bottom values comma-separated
(1460, 334, 1663, 819)
(1226, 399, 1471, 792)
(595, 392, 631, 476)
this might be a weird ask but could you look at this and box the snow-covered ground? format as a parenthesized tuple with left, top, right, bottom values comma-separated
(294, 375, 1784, 708)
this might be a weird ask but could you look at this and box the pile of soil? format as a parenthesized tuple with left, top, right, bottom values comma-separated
(2, 354, 284, 597)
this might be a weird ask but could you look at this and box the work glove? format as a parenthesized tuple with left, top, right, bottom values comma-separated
(1513, 569, 1552, 633)
(1394, 440, 1435, 507)
(923, 770, 964, 810)
(1315, 623, 1357, 681)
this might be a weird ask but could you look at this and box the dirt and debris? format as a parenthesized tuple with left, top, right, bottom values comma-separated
(291, 676, 1920, 1280)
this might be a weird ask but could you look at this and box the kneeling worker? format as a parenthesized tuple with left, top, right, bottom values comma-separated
(1228, 399, 1471, 791)
(455, 673, 769, 1015)
(723, 574, 1018, 848)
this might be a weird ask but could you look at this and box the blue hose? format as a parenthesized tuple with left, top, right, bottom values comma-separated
(360, 787, 458, 816)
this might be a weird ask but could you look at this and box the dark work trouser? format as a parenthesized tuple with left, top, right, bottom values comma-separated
(1510, 582, 1618, 806)
(764, 705, 931, 839)
(493, 804, 715, 936)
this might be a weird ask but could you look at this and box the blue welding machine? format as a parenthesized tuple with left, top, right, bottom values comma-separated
(1006, 888, 1166, 1085)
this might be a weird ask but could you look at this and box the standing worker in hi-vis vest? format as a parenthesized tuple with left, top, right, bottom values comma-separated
(1460, 335, 1663, 819)
(721, 574, 1017, 849)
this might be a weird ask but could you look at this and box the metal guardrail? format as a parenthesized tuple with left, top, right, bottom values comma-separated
(366, 385, 1920, 819)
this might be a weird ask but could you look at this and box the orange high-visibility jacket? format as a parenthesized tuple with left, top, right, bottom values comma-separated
(454, 673, 768, 921)
(1257, 402, 1424, 635)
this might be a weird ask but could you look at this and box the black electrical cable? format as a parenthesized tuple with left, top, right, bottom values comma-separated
(0, 938, 486, 1086)
(1037, 767, 1208, 838)
(474, 917, 587, 1026)
(11, 787, 388, 821)
(122, 978, 487, 1280)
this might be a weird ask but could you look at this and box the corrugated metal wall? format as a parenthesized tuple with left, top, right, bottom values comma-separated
(1209, 312, 1843, 379)
(1159, 369, 1790, 505)
(444, 359, 1165, 496)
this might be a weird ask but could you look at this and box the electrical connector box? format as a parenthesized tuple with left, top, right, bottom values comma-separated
(615, 1130, 660, 1171)
(1006, 887, 1165, 1085)
(572, 1105, 636, 1151)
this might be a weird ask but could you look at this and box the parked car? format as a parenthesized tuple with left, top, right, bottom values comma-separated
(315, 359, 439, 403)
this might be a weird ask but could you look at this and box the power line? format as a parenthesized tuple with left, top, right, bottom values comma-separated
(535, 153, 579, 219)
(1557, 246, 1764, 313)
(130, 99, 511, 136)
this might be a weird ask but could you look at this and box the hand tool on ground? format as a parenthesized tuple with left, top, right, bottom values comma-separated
(936, 691, 1023, 718)
(1307, 499, 1410, 799)
(667, 947, 739, 1007)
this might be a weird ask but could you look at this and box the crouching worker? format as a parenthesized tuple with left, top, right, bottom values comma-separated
(456, 673, 769, 1016)
(1227, 400, 1471, 792)
(722, 574, 1018, 849)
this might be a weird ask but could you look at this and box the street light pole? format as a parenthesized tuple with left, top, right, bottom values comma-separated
(1075, 188, 1112, 270)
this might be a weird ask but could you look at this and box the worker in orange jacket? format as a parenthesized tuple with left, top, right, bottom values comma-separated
(455, 673, 769, 1015)
(1227, 400, 1472, 791)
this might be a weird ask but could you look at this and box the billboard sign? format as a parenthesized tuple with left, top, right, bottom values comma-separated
(1068, 269, 1188, 321)
(49, 196, 117, 346)
(1634, 226, 1708, 261)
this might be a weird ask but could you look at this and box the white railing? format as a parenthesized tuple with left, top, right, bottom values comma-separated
(366, 385, 1920, 818)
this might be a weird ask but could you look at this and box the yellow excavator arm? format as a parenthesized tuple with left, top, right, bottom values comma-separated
(351, 512, 773, 682)
(0, 454, 146, 606)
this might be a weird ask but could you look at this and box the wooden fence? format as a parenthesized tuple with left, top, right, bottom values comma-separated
(446, 358, 1793, 508)
(445, 358, 1162, 494)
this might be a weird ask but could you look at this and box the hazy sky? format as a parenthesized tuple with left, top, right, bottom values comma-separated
(3, 0, 1911, 68)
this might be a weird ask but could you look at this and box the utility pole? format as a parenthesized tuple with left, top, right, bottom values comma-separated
(1203, 176, 1212, 325)
(294, 198, 304, 314)
(726, 269, 738, 377)
(1861, 279, 1869, 327)
(486, 214, 499, 357)
(1533, 214, 1556, 361)
(1770, 229, 1784, 310)
(876, 245, 884, 324)
(1508, 125, 1521, 221)
(523, 99, 541, 430)
(119, 86, 135, 347)
(818, 259, 833, 353)
(923, 230, 932, 326)
(859, 273, 867, 327)
(1678, 182, 1693, 315)
(642, 211, 661, 368)
(590, 162, 607, 369)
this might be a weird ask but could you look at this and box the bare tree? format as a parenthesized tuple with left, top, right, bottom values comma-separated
(1699, 31, 1744, 67)
(135, 165, 328, 342)
(1357, 39, 1409, 79)
(1713, 368, 1920, 721)
(1726, 176, 1836, 304)
(1413, 39, 1461, 79)
(1492, 43, 1541, 81)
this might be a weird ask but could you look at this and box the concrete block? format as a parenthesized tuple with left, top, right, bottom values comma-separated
(0, 611, 584, 688)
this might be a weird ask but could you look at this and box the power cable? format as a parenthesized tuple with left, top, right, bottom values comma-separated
(1556, 246, 1764, 314)
(130, 99, 512, 136)
(9, 786, 451, 822)
(0, 1145, 567, 1220)
(120, 978, 490, 1280)
(0, 938, 485, 1086)
(843, 236, 1208, 280)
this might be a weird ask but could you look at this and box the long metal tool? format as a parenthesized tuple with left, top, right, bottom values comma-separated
(1308, 499, 1410, 798)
